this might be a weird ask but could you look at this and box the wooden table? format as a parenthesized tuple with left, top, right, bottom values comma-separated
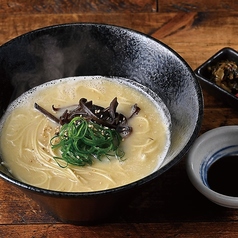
(1, 1, 238, 237)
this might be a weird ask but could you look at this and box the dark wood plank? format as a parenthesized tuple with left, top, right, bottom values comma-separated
(0, 180, 57, 224)
(0, 12, 173, 45)
(202, 107, 238, 133)
(3, 0, 238, 14)
(151, 11, 238, 70)
(159, 0, 238, 12)
(0, 0, 157, 14)
(1, 222, 238, 238)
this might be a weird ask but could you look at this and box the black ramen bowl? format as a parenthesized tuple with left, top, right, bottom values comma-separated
(0, 23, 203, 224)
(195, 47, 238, 109)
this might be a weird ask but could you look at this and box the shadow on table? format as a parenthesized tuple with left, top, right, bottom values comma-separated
(108, 158, 235, 224)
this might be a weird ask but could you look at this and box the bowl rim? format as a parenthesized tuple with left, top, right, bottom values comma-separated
(0, 22, 204, 197)
(187, 125, 238, 207)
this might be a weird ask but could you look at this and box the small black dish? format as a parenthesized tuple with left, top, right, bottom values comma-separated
(194, 47, 238, 109)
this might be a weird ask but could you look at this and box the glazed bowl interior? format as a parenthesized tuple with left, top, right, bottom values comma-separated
(0, 23, 203, 222)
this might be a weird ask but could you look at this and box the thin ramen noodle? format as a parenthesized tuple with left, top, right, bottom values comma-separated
(0, 76, 171, 192)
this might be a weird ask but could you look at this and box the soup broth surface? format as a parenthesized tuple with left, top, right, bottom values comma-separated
(0, 76, 171, 192)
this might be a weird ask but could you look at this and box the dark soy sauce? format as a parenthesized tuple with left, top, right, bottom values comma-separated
(207, 155, 238, 197)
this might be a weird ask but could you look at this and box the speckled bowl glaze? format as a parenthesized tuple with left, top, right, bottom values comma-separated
(187, 126, 238, 208)
(0, 23, 203, 223)
(195, 47, 238, 109)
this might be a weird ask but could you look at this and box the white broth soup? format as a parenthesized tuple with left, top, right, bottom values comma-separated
(0, 76, 171, 192)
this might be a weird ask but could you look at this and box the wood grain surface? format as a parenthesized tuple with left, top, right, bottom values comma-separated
(1, 1, 238, 237)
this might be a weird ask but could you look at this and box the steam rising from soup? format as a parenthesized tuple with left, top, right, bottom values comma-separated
(0, 76, 171, 192)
